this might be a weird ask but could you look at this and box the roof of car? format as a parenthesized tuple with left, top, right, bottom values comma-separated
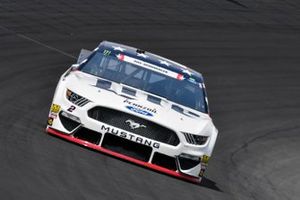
(97, 41, 204, 83)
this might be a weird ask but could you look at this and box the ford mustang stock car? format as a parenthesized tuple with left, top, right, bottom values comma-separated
(46, 41, 218, 183)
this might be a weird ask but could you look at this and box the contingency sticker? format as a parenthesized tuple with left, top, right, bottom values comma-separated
(50, 104, 61, 113)
(202, 155, 210, 164)
(47, 117, 54, 126)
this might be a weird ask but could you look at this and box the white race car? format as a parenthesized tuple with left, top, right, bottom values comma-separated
(46, 41, 218, 183)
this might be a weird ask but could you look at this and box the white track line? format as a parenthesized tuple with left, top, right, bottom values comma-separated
(0, 25, 76, 59)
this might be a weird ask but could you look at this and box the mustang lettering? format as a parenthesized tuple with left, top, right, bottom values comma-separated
(100, 124, 160, 149)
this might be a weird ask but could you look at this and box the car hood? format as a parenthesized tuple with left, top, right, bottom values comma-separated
(63, 71, 215, 136)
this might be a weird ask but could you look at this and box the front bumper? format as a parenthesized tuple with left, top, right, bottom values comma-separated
(46, 127, 201, 183)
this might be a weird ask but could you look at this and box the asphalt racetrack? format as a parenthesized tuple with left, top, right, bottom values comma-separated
(0, 0, 300, 199)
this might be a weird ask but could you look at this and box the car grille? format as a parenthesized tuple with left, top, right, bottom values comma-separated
(152, 152, 177, 170)
(88, 106, 180, 146)
(102, 133, 152, 162)
(74, 127, 102, 145)
(178, 156, 200, 170)
(59, 112, 80, 131)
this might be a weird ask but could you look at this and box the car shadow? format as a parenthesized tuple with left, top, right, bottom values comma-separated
(198, 177, 222, 192)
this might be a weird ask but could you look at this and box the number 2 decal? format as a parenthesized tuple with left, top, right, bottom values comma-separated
(67, 105, 76, 112)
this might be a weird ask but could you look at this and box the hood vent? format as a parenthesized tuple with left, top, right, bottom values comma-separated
(96, 79, 112, 89)
(122, 87, 136, 96)
(188, 111, 200, 118)
(172, 104, 184, 113)
(172, 104, 200, 118)
(147, 95, 161, 105)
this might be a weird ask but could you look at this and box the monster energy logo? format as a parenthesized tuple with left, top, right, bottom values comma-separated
(103, 49, 111, 56)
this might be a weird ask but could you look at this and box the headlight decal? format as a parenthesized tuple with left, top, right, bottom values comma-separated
(66, 89, 91, 107)
(182, 132, 208, 145)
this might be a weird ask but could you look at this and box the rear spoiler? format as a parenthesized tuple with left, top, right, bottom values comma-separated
(77, 49, 92, 64)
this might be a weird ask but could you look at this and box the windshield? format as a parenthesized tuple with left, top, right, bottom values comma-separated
(79, 51, 208, 113)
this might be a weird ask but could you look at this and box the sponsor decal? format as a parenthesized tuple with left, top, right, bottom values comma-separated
(124, 99, 156, 117)
(67, 105, 76, 112)
(199, 169, 205, 177)
(49, 113, 57, 119)
(201, 155, 210, 164)
(100, 124, 160, 149)
(103, 49, 111, 56)
(116, 54, 183, 80)
(125, 119, 146, 130)
(50, 104, 61, 113)
(126, 106, 153, 117)
(47, 117, 54, 126)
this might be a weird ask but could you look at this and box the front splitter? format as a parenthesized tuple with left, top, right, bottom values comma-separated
(46, 127, 200, 183)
